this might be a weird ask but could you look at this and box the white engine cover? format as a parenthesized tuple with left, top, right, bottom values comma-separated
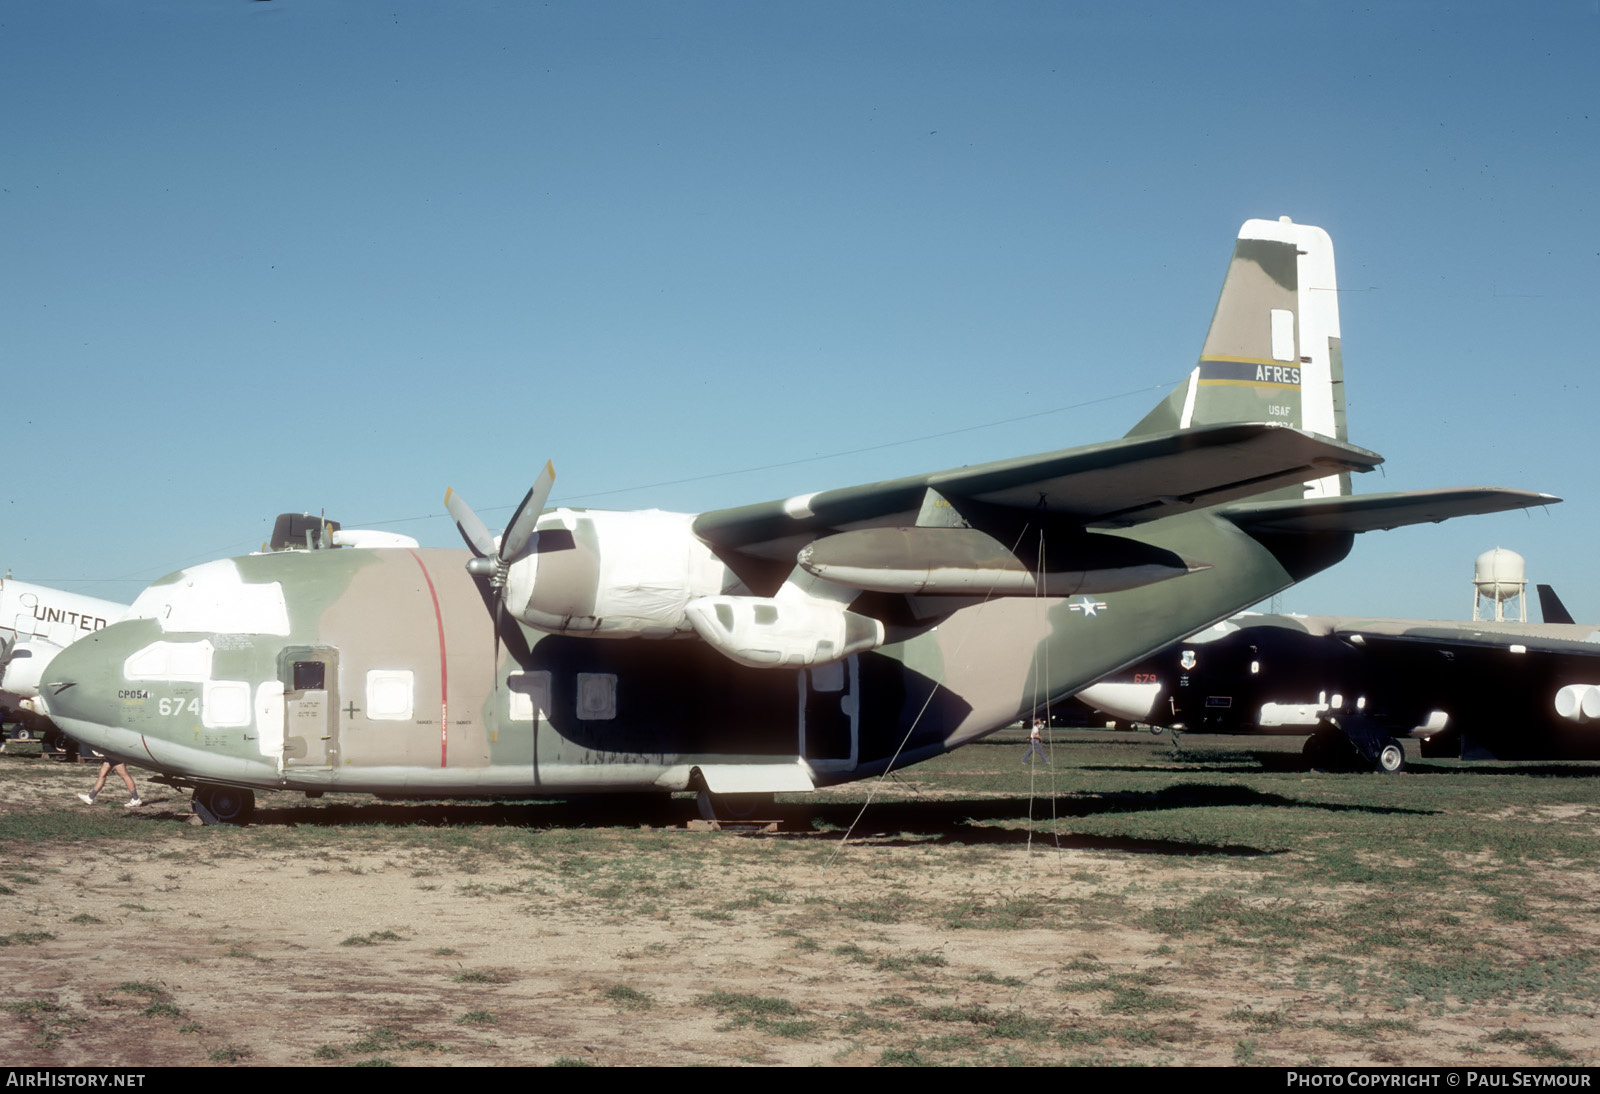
(1554, 684, 1600, 724)
(502, 509, 738, 638)
(0, 637, 65, 700)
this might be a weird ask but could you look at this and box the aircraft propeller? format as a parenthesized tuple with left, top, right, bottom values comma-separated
(443, 461, 557, 687)
(445, 460, 556, 590)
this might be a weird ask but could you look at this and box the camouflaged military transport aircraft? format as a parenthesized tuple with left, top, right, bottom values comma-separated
(37, 218, 1555, 823)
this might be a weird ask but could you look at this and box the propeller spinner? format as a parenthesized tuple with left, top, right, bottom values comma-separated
(444, 460, 556, 589)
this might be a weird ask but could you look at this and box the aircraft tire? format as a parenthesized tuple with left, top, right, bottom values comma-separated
(40, 726, 76, 760)
(11, 726, 31, 742)
(1376, 741, 1406, 775)
(696, 791, 774, 822)
(1304, 729, 1360, 772)
(193, 785, 255, 826)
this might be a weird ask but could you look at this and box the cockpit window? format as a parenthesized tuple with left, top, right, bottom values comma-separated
(128, 559, 290, 636)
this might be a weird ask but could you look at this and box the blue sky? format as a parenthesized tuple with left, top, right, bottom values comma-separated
(5, 1, 1596, 621)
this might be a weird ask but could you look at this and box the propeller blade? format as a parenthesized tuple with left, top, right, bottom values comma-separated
(443, 487, 496, 558)
(498, 460, 556, 564)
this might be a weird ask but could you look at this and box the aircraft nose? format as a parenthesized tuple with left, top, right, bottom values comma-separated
(35, 620, 151, 757)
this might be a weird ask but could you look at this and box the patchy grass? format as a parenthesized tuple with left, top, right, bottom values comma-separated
(1484, 1029, 1576, 1062)
(604, 985, 653, 1010)
(7, 1000, 88, 1049)
(876, 950, 948, 973)
(699, 991, 819, 1039)
(4, 728, 1600, 1065)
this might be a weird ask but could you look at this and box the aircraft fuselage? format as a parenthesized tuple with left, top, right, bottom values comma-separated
(41, 509, 1347, 799)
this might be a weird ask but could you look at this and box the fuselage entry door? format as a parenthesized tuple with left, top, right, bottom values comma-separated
(800, 653, 858, 772)
(281, 646, 339, 768)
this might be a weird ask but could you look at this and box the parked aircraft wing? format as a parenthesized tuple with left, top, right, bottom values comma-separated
(1220, 487, 1558, 536)
(1327, 619, 1600, 655)
(694, 422, 1381, 561)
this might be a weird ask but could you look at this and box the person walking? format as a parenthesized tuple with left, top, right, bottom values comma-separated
(77, 759, 141, 808)
(1021, 718, 1049, 766)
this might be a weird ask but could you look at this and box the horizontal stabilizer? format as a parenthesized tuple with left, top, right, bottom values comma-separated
(1222, 488, 1559, 536)
(696, 423, 1383, 561)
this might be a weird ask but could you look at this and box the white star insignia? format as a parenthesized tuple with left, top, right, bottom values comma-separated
(1070, 595, 1107, 617)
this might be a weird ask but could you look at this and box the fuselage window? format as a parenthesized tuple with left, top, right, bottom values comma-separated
(508, 670, 552, 722)
(366, 669, 415, 721)
(292, 661, 326, 691)
(576, 673, 617, 720)
(201, 680, 254, 728)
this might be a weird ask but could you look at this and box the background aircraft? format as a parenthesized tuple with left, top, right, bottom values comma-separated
(37, 219, 1553, 823)
(0, 576, 127, 745)
(1077, 560, 1599, 771)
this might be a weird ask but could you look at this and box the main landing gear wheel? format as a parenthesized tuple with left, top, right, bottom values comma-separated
(193, 785, 256, 826)
(1376, 740, 1406, 774)
(696, 791, 774, 822)
(1303, 728, 1360, 772)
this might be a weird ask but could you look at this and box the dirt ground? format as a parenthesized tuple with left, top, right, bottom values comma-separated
(2, 749, 1597, 1067)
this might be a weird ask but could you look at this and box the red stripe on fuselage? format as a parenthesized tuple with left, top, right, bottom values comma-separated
(406, 550, 449, 768)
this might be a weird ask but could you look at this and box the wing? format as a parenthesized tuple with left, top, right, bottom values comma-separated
(1222, 488, 1560, 536)
(1330, 619, 1600, 656)
(693, 422, 1382, 562)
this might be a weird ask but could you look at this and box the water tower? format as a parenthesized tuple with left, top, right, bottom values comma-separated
(1472, 547, 1526, 622)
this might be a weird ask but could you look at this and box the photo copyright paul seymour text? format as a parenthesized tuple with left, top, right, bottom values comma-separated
(1287, 1075, 1592, 1088)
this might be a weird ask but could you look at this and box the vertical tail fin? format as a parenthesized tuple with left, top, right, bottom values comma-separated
(1126, 216, 1348, 497)
(1537, 584, 1576, 625)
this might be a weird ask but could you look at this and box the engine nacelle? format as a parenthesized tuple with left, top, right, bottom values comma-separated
(501, 509, 740, 638)
(0, 637, 65, 700)
(1554, 684, 1600, 724)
